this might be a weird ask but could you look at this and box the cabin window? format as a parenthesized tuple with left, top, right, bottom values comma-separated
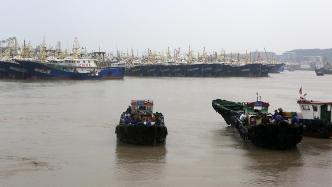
(313, 106, 318, 112)
(302, 105, 310, 110)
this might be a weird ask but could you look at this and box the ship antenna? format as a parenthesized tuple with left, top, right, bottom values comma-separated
(256, 92, 259, 101)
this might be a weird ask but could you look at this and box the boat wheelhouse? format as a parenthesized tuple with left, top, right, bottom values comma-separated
(297, 99, 332, 123)
(244, 100, 270, 113)
(59, 58, 98, 67)
(243, 100, 272, 127)
(297, 97, 332, 138)
(47, 57, 99, 73)
(130, 100, 154, 119)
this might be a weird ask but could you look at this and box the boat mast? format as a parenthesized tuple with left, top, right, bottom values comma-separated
(249, 51, 252, 64)
(72, 37, 81, 59)
(38, 38, 47, 61)
(256, 92, 259, 102)
(188, 45, 192, 64)
(264, 48, 270, 64)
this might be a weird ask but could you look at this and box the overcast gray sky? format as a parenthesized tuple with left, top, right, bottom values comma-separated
(1, 0, 332, 53)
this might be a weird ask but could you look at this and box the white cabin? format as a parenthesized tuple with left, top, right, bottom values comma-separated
(48, 58, 100, 74)
(61, 58, 98, 68)
(48, 57, 97, 67)
(297, 99, 332, 122)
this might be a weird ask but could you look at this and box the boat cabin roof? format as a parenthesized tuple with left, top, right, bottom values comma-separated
(131, 100, 153, 106)
(297, 99, 332, 105)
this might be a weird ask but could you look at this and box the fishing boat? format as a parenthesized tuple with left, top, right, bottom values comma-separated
(0, 37, 124, 80)
(296, 90, 332, 138)
(212, 96, 303, 150)
(315, 62, 332, 76)
(315, 68, 325, 76)
(265, 63, 285, 73)
(0, 59, 29, 79)
(115, 100, 168, 145)
(14, 58, 124, 80)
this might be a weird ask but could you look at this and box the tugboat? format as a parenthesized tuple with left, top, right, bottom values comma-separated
(296, 89, 332, 138)
(212, 95, 303, 150)
(115, 100, 168, 145)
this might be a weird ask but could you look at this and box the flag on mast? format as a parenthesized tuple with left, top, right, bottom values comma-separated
(299, 87, 302, 95)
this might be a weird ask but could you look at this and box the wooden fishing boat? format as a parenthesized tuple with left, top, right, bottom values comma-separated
(115, 100, 168, 145)
(212, 97, 303, 150)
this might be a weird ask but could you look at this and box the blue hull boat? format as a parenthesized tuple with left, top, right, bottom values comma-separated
(7, 59, 125, 80)
(0, 60, 30, 79)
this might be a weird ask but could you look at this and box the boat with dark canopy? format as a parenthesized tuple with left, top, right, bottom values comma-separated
(212, 96, 303, 150)
(115, 100, 168, 145)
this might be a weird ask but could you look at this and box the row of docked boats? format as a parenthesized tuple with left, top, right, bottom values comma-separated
(125, 62, 284, 77)
(1, 37, 284, 79)
(0, 57, 284, 79)
(212, 90, 332, 149)
(0, 58, 125, 80)
(0, 59, 284, 79)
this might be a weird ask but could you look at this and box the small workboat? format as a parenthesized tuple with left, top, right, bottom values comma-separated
(115, 100, 168, 145)
(296, 91, 332, 138)
(212, 96, 303, 150)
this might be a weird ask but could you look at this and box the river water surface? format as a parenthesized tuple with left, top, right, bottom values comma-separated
(0, 71, 331, 187)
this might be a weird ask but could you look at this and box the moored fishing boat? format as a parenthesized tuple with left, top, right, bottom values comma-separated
(314, 62, 332, 76)
(115, 100, 168, 145)
(0, 37, 124, 80)
(126, 63, 269, 77)
(14, 58, 124, 80)
(0, 59, 29, 79)
(315, 68, 325, 76)
(212, 97, 303, 150)
(265, 63, 285, 73)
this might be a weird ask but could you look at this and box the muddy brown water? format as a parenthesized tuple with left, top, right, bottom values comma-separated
(0, 71, 331, 186)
